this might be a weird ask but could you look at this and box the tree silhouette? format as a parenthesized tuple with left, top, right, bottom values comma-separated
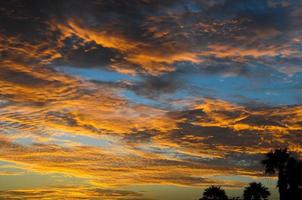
(261, 148, 289, 200)
(199, 186, 228, 200)
(243, 182, 270, 200)
(286, 157, 302, 199)
(197, 148, 302, 200)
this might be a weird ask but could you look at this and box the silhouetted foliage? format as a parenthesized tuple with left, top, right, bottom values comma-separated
(262, 148, 302, 200)
(199, 186, 228, 200)
(261, 148, 289, 200)
(286, 157, 302, 199)
(243, 182, 270, 200)
(198, 148, 302, 200)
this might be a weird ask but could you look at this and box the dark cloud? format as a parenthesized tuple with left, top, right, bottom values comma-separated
(238, 114, 286, 127)
(128, 74, 184, 99)
(1, 0, 301, 78)
(168, 123, 261, 147)
(54, 37, 121, 68)
(0, 68, 53, 86)
(124, 130, 156, 143)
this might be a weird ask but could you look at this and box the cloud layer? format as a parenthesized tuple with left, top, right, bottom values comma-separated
(0, 0, 302, 199)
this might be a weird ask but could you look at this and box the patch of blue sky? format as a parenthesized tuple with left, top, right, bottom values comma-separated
(183, 70, 301, 106)
(0, 165, 25, 174)
(50, 133, 110, 148)
(57, 65, 302, 107)
(13, 137, 35, 146)
(122, 90, 162, 107)
(0, 161, 18, 167)
(138, 145, 214, 161)
(0, 161, 27, 176)
(137, 145, 178, 156)
(56, 66, 140, 82)
(122, 89, 192, 110)
(186, 1, 202, 13)
(12, 133, 110, 148)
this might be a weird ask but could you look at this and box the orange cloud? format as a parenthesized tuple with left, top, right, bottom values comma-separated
(0, 136, 250, 189)
(0, 33, 61, 66)
(0, 186, 146, 200)
(1, 66, 301, 187)
(0, 41, 301, 191)
(202, 44, 296, 60)
(192, 99, 302, 133)
(52, 19, 204, 75)
(0, 60, 181, 139)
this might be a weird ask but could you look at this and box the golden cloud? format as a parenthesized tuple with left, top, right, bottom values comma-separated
(0, 186, 146, 200)
(52, 19, 204, 76)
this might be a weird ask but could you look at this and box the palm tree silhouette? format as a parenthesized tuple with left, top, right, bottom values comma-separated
(261, 148, 289, 200)
(286, 157, 302, 198)
(199, 186, 228, 200)
(243, 182, 270, 200)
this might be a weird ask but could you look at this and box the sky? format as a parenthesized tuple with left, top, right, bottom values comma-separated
(0, 0, 302, 199)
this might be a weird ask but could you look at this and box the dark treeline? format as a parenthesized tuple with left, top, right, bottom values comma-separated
(198, 149, 302, 200)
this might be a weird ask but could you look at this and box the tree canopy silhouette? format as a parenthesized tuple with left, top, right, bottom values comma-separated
(262, 148, 302, 200)
(199, 186, 228, 200)
(197, 148, 302, 200)
(285, 156, 302, 199)
(243, 182, 270, 200)
(261, 148, 289, 200)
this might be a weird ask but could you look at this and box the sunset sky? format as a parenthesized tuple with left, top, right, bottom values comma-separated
(0, 0, 302, 199)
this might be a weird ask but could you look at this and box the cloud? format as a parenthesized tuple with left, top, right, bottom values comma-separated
(54, 37, 122, 68)
(0, 136, 251, 188)
(1, 97, 301, 189)
(0, 186, 147, 200)
(0, 1, 301, 198)
(2, 0, 301, 77)
(127, 74, 184, 99)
